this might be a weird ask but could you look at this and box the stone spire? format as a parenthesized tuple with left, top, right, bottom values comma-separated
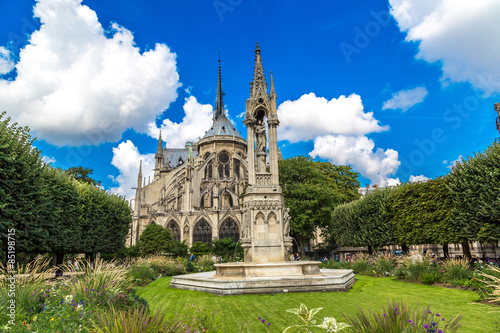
(250, 42, 268, 100)
(154, 131, 163, 180)
(137, 160, 143, 190)
(270, 71, 276, 99)
(213, 55, 224, 121)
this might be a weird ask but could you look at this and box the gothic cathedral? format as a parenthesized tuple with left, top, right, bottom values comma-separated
(129, 44, 282, 247)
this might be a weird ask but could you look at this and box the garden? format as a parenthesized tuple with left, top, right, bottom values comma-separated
(2, 250, 500, 332)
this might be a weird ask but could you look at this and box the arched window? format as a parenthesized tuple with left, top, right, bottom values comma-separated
(233, 158, 240, 178)
(166, 221, 181, 242)
(218, 152, 230, 178)
(205, 164, 212, 179)
(219, 219, 240, 242)
(193, 219, 212, 244)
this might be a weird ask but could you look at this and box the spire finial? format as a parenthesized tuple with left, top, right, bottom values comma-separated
(214, 51, 224, 121)
(156, 130, 163, 155)
(256, 42, 260, 54)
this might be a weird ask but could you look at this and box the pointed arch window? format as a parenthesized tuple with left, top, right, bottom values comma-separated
(219, 219, 240, 242)
(233, 158, 240, 178)
(193, 219, 212, 244)
(166, 221, 181, 242)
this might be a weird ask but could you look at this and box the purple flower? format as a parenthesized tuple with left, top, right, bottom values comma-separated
(262, 319, 265, 323)
(258, 317, 261, 320)
(396, 312, 399, 315)
(383, 313, 387, 317)
(395, 307, 398, 311)
(428, 310, 432, 313)
(268, 323, 271, 326)
(408, 319, 412, 322)
(424, 324, 429, 329)
(436, 313, 440, 317)
(438, 330, 442, 333)
(442, 318, 445, 321)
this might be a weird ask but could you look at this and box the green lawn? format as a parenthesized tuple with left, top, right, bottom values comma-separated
(136, 275, 499, 332)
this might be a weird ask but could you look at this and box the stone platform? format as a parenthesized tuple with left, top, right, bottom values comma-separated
(170, 261, 355, 296)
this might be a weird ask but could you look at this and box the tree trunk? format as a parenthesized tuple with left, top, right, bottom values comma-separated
(480, 242, 486, 259)
(442, 244, 449, 258)
(297, 235, 306, 260)
(367, 245, 373, 255)
(461, 241, 472, 261)
(401, 244, 409, 254)
(54, 252, 65, 277)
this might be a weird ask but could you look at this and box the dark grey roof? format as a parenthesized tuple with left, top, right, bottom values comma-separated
(163, 148, 198, 168)
(202, 114, 243, 139)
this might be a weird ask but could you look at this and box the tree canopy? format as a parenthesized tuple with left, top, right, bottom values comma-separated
(63, 166, 102, 186)
(279, 156, 360, 256)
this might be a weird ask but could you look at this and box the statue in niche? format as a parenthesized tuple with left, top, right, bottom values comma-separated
(255, 119, 266, 153)
(283, 208, 290, 237)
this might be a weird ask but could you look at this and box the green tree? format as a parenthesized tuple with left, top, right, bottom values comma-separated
(279, 156, 354, 258)
(138, 223, 173, 255)
(0, 112, 45, 261)
(63, 166, 102, 186)
(332, 187, 394, 254)
(446, 143, 500, 259)
(211, 238, 243, 259)
(388, 177, 458, 257)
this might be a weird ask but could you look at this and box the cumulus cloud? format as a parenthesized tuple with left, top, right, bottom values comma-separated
(0, 0, 181, 146)
(382, 86, 428, 111)
(110, 140, 155, 200)
(42, 155, 56, 164)
(277, 93, 388, 143)
(443, 155, 463, 169)
(309, 135, 401, 187)
(409, 174, 430, 182)
(148, 96, 213, 148)
(390, 0, 500, 93)
(0, 47, 14, 75)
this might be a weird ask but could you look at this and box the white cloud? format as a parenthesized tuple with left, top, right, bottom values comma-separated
(390, 0, 500, 93)
(443, 155, 463, 169)
(382, 86, 428, 111)
(42, 155, 56, 164)
(0, 47, 14, 75)
(277, 93, 388, 143)
(148, 96, 213, 148)
(409, 174, 430, 182)
(110, 140, 155, 200)
(309, 135, 401, 187)
(0, 0, 181, 146)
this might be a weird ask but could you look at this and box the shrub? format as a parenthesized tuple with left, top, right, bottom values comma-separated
(65, 258, 131, 306)
(195, 255, 215, 272)
(343, 300, 462, 333)
(137, 255, 186, 276)
(128, 264, 157, 286)
(421, 271, 442, 285)
(373, 253, 396, 276)
(442, 258, 471, 282)
(398, 252, 435, 282)
(352, 253, 372, 274)
(190, 241, 211, 255)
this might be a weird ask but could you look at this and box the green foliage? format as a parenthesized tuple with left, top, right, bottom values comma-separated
(446, 142, 500, 245)
(389, 177, 459, 248)
(138, 224, 174, 255)
(63, 166, 102, 186)
(280, 156, 358, 255)
(332, 187, 394, 249)
(0, 112, 45, 256)
(284, 303, 350, 332)
(94, 306, 182, 333)
(170, 240, 189, 258)
(195, 254, 215, 272)
(190, 241, 211, 255)
(343, 300, 462, 333)
(373, 253, 396, 276)
(442, 258, 471, 282)
(211, 237, 243, 258)
(398, 253, 435, 283)
(127, 264, 157, 286)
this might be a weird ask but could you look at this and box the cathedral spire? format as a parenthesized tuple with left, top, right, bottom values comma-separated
(270, 71, 276, 99)
(250, 42, 268, 100)
(156, 130, 163, 155)
(214, 53, 224, 121)
(137, 160, 143, 189)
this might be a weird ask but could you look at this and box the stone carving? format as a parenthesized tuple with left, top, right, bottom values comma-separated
(255, 120, 266, 153)
(256, 174, 271, 186)
(282, 207, 290, 237)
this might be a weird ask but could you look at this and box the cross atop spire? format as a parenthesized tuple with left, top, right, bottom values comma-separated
(214, 53, 225, 121)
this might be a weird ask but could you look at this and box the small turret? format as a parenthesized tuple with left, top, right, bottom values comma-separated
(154, 131, 163, 180)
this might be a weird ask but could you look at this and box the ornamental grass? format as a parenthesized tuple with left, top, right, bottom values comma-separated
(479, 264, 500, 304)
(343, 300, 462, 333)
(397, 252, 435, 282)
(441, 257, 471, 282)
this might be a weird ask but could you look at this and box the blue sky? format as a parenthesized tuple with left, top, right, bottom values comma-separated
(0, 0, 499, 199)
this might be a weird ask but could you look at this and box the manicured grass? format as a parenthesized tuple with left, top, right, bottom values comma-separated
(136, 275, 499, 332)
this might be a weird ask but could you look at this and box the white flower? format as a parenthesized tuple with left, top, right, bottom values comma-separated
(322, 317, 338, 332)
(76, 304, 83, 311)
(64, 295, 73, 302)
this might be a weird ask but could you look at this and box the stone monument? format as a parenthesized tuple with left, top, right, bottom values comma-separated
(170, 44, 355, 295)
